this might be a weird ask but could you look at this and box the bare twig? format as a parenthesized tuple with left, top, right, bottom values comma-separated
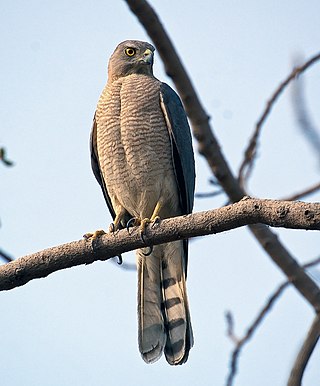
(291, 58, 320, 168)
(225, 311, 241, 345)
(304, 256, 320, 271)
(287, 314, 320, 386)
(195, 189, 223, 199)
(0, 249, 14, 263)
(238, 52, 320, 188)
(0, 198, 319, 291)
(281, 181, 320, 201)
(226, 281, 289, 386)
(124, 0, 320, 314)
(0, 147, 14, 167)
(226, 255, 320, 386)
(195, 177, 224, 199)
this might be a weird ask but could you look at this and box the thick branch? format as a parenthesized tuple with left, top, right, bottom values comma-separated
(287, 314, 320, 386)
(124, 0, 320, 312)
(0, 198, 319, 292)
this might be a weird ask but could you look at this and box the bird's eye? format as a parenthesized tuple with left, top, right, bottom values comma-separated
(125, 48, 136, 57)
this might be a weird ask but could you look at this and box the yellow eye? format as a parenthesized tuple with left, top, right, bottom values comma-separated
(125, 48, 136, 57)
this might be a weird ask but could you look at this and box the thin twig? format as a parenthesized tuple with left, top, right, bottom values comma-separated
(238, 53, 320, 188)
(195, 189, 223, 199)
(291, 57, 320, 168)
(226, 255, 320, 386)
(195, 177, 224, 198)
(0, 147, 14, 167)
(304, 256, 320, 270)
(0, 249, 14, 263)
(225, 311, 241, 345)
(226, 282, 289, 386)
(281, 181, 320, 201)
(287, 314, 320, 386)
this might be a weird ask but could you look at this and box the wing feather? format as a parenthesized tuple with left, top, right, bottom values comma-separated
(160, 83, 195, 275)
(90, 115, 116, 220)
(159, 83, 195, 215)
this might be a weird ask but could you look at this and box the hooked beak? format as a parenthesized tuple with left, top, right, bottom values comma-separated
(140, 48, 153, 65)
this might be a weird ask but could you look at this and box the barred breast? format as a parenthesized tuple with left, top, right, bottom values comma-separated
(95, 74, 179, 219)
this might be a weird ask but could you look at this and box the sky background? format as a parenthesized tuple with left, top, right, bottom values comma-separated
(1, 1, 320, 385)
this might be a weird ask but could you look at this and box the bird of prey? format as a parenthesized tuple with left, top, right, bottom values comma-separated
(90, 40, 195, 365)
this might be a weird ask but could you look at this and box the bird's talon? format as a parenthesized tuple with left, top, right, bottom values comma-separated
(109, 222, 116, 233)
(140, 230, 147, 244)
(126, 217, 140, 233)
(117, 255, 123, 265)
(151, 216, 161, 227)
(139, 218, 151, 234)
(142, 246, 153, 256)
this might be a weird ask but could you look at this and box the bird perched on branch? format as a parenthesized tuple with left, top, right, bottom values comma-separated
(90, 40, 195, 365)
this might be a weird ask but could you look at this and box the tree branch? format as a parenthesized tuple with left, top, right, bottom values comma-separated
(225, 255, 320, 386)
(0, 147, 14, 167)
(0, 249, 14, 263)
(0, 198, 319, 291)
(287, 314, 320, 386)
(124, 0, 320, 313)
(238, 52, 320, 187)
(281, 181, 320, 202)
(226, 281, 290, 386)
(291, 57, 320, 168)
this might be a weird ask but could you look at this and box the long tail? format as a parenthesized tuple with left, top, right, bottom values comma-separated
(137, 246, 166, 363)
(137, 241, 193, 365)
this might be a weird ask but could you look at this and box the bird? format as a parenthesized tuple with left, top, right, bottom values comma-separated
(90, 40, 195, 365)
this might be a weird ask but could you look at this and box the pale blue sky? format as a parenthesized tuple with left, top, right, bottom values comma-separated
(1, 1, 320, 385)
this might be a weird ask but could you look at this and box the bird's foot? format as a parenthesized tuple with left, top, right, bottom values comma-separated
(126, 217, 141, 233)
(151, 216, 161, 227)
(140, 217, 159, 256)
(140, 215, 160, 232)
(139, 216, 161, 247)
(109, 222, 120, 234)
(125, 215, 160, 254)
(83, 229, 106, 240)
(142, 246, 153, 256)
(84, 229, 122, 264)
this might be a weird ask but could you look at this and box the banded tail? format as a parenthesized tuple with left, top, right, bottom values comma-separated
(137, 241, 193, 365)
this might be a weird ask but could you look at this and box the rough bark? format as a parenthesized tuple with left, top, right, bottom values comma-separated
(0, 197, 319, 292)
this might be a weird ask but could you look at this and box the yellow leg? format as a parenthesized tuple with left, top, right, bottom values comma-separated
(140, 200, 162, 233)
(151, 200, 162, 221)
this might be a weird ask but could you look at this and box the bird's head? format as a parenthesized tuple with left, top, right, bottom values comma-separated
(108, 40, 155, 80)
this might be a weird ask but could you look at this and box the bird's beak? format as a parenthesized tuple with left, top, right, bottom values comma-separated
(140, 48, 153, 64)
